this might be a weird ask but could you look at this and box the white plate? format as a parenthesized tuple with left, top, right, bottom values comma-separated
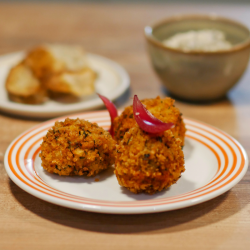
(4, 111, 248, 214)
(0, 52, 130, 118)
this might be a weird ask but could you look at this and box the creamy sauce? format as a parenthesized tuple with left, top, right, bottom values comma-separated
(163, 29, 232, 52)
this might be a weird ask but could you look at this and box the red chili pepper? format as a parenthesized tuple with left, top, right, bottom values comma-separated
(98, 94, 118, 137)
(133, 95, 174, 133)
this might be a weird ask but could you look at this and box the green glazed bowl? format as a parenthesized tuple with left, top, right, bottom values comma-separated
(145, 15, 250, 101)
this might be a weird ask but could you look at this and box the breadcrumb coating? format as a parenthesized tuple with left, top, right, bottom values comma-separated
(113, 96, 186, 146)
(39, 118, 116, 176)
(115, 126, 185, 194)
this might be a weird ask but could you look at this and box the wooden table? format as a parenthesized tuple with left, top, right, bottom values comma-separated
(0, 3, 250, 250)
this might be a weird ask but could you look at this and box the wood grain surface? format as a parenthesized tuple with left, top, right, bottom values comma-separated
(0, 3, 250, 250)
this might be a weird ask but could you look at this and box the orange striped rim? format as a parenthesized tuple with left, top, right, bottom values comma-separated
(10, 134, 223, 207)
(18, 115, 224, 204)
(8, 117, 243, 207)
(25, 130, 224, 202)
(7, 113, 246, 208)
(8, 138, 243, 208)
(22, 133, 221, 205)
(22, 117, 229, 201)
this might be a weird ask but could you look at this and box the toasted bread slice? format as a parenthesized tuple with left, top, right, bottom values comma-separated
(25, 44, 88, 79)
(5, 62, 47, 104)
(44, 67, 96, 97)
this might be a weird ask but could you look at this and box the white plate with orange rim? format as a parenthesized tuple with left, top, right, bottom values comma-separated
(4, 110, 248, 214)
(0, 51, 130, 118)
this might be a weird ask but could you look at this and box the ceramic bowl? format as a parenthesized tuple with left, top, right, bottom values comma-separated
(145, 15, 250, 101)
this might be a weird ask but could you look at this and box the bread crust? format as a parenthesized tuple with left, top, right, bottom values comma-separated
(5, 62, 47, 104)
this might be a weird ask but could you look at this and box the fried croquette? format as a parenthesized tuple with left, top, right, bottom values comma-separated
(115, 126, 185, 194)
(39, 118, 116, 176)
(113, 96, 186, 146)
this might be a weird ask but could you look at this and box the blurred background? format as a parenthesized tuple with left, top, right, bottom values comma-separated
(1, 0, 250, 129)
(1, 0, 250, 2)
